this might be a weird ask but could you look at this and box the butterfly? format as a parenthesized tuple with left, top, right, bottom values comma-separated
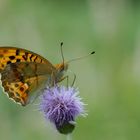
(0, 46, 68, 106)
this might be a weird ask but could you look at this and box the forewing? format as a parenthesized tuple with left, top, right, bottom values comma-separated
(0, 47, 55, 72)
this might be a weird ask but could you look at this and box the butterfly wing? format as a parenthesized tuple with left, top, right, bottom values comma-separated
(1, 76, 48, 106)
(1, 62, 55, 106)
(0, 47, 55, 72)
(0, 47, 57, 106)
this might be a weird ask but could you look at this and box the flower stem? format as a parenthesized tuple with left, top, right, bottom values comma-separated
(66, 134, 72, 140)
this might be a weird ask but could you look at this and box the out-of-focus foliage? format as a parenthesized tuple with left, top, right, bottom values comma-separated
(0, 0, 140, 140)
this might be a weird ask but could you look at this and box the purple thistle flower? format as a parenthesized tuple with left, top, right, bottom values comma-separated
(40, 86, 86, 134)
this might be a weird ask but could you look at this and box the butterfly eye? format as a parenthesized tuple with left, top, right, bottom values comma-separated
(60, 65, 64, 72)
(61, 63, 68, 72)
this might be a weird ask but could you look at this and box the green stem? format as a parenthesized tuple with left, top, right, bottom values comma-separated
(66, 134, 72, 140)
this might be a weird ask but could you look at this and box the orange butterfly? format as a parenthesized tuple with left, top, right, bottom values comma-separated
(0, 44, 95, 106)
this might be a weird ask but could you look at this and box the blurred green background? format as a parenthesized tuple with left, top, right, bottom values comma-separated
(0, 0, 140, 140)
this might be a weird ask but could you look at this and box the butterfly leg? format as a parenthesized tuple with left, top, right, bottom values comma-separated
(71, 73, 76, 87)
(58, 74, 76, 87)
(67, 70, 76, 86)
(58, 75, 69, 88)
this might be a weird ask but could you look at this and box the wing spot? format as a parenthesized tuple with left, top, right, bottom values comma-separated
(15, 92, 20, 97)
(20, 76, 24, 82)
(22, 52, 28, 61)
(34, 56, 38, 62)
(0, 54, 3, 58)
(3, 86, 8, 92)
(3, 50, 8, 53)
(16, 49, 20, 55)
(16, 59, 21, 62)
(10, 88, 14, 91)
(8, 92, 14, 98)
(9, 56, 16, 60)
(30, 54, 34, 61)
(20, 87, 24, 92)
(15, 84, 19, 87)
(15, 98, 21, 102)
(22, 55, 27, 60)
(7, 61, 11, 64)
(1, 64, 4, 67)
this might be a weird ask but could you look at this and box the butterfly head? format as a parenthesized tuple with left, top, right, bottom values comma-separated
(55, 63, 68, 73)
(55, 63, 68, 81)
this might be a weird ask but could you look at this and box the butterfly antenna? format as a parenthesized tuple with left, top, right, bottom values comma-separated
(60, 42, 65, 66)
(67, 51, 95, 63)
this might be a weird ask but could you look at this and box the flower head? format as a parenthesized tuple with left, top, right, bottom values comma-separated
(40, 86, 86, 134)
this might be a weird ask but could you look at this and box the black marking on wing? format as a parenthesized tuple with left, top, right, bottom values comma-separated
(9, 56, 16, 60)
(16, 49, 20, 55)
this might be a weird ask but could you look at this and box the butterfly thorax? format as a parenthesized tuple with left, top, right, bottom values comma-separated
(55, 63, 68, 82)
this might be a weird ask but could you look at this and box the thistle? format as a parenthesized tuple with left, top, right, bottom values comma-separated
(40, 86, 86, 134)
